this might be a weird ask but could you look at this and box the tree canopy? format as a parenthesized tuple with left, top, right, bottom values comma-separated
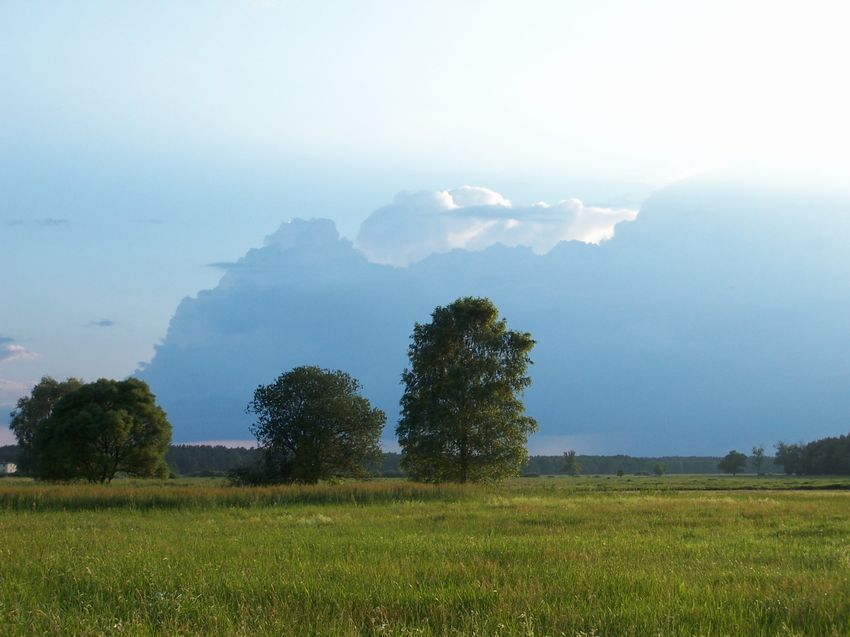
(32, 378, 171, 483)
(9, 376, 84, 472)
(397, 296, 537, 483)
(245, 366, 385, 484)
(718, 450, 748, 476)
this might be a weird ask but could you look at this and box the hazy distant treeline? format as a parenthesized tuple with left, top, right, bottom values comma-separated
(165, 445, 261, 476)
(523, 454, 782, 476)
(4, 442, 846, 477)
(146, 447, 791, 477)
(0, 444, 783, 477)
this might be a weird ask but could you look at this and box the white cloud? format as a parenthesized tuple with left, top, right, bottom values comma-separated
(0, 344, 38, 363)
(355, 186, 638, 266)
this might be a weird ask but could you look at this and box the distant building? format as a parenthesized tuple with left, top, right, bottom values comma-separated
(0, 462, 17, 475)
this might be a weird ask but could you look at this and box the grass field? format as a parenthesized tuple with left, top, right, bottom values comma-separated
(1, 476, 849, 636)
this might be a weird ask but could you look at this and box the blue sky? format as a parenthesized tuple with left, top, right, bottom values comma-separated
(2, 1, 849, 446)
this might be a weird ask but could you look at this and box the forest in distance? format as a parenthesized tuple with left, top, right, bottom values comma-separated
(5, 429, 850, 478)
(0, 444, 787, 477)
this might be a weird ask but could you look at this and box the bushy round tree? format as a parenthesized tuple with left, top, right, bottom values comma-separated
(246, 366, 385, 484)
(32, 378, 171, 483)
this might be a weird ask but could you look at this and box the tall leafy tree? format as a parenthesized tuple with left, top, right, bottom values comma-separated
(245, 366, 385, 484)
(32, 378, 171, 483)
(397, 297, 537, 483)
(9, 376, 84, 473)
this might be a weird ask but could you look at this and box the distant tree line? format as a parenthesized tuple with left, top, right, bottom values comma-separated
(521, 454, 782, 476)
(0, 445, 790, 477)
(166, 445, 260, 476)
(8, 442, 850, 478)
(0, 444, 260, 477)
(774, 434, 850, 475)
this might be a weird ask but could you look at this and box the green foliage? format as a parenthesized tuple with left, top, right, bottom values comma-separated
(398, 297, 537, 483)
(800, 434, 850, 474)
(8, 376, 84, 472)
(652, 462, 667, 476)
(563, 449, 581, 476)
(31, 378, 171, 483)
(718, 450, 748, 476)
(775, 442, 804, 475)
(246, 366, 385, 484)
(751, 445, 766, 474)
(775, 434, 850, 475)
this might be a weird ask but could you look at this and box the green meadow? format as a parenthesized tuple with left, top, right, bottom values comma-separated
(1, 477, 849, 636)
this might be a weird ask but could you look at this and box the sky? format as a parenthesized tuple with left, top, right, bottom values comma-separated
(2, 1, 849, 447)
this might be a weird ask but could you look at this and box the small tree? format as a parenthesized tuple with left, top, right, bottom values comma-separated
(751, 446, 766, 475)
(563, 450, 581, 476)
(397, 297, 537, 483)
(653, 462, 667, 476)
(246, 366, 385, 484)
(718, 450, 747, 476)
(32, 378, 171, 483)
(9, 376, 84, 473)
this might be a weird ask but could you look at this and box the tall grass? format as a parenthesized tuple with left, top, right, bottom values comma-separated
(0, 480, 474, 511)
(1, 478, 849, 635)
(2, 474, 849, 511)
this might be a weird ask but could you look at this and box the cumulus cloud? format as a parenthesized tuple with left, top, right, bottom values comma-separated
(0, 344, 38, 363)
(355, 186, 638, 266)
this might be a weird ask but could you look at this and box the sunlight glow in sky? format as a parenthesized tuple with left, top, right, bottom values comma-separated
(4, 1, 849, 182)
